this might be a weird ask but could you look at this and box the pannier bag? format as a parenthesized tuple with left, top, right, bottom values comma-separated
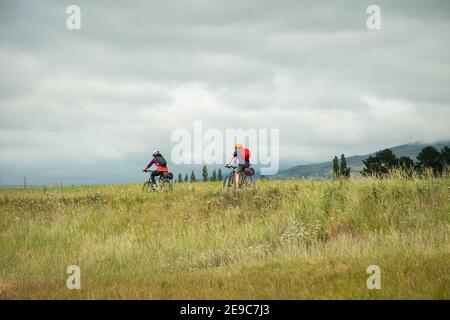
(244, 167, 255, 176)
(167, 172, 174, 180)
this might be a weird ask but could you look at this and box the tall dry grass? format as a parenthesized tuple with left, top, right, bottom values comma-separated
(0, 174, 449, 299)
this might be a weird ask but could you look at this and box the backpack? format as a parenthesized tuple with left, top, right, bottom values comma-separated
(240, 148, 251, 161)
(155, 155, 167, 167)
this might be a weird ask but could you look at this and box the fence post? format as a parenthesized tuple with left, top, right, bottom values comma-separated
(23, 177, 27, 191)
(60, 181, 63, 196)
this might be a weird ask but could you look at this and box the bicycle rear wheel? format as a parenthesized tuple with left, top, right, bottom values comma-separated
(160, 180, 173, 192)
(247, 176, 256, 189)
(240, 175, 255, 189)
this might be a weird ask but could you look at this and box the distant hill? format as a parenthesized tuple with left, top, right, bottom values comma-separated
(276, 141, 450, 179)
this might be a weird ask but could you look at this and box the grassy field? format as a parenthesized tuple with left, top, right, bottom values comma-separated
(0, 175, 449, 299)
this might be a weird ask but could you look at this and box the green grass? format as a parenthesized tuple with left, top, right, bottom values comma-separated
(0, 176, 449, 299)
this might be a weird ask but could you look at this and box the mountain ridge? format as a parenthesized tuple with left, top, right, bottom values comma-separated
(276, 140, 450, 179)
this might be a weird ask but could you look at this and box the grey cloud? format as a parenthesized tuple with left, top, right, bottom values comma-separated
(0, 0, 449, 185)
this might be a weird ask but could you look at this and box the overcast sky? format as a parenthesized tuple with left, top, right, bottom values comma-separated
(1, 0, 449, 185)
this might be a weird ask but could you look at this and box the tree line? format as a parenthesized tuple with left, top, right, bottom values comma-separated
(332, 145, 450, 178)
(175, 166, 223, 183)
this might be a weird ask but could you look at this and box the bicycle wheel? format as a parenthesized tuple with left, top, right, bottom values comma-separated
(160, 180, 173, 192)
(143, 180, 151, 192)
(245, 175, 255, 189)
(223, 175, 235, 190)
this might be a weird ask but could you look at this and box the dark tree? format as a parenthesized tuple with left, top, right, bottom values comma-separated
(202, 165, 208, 182)
(440, 146, 450, 168)
(184, 174, 189, 182)
(217, 168, 223, 181)
(331, 155, 350, 178)
(332, 156, 339, 178)
(361, 148, 417, 177)
(397, 156, 415, 171)
(178, 173, 183, 183)
(190, 170, 197, 183)
(339, 154, 351, 177)
(376, 149, 397, 166)
(416, 146, 442, 174)
(211, 169, 217, 182)
(361, 148, 397, 176)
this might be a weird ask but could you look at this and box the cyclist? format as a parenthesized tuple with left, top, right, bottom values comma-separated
(225, 143, 251, 188)
(143, 150, 169, 189)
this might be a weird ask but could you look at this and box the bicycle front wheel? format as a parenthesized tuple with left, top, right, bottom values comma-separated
(223, 175, 235, 191)
(143, 180, 152, 192)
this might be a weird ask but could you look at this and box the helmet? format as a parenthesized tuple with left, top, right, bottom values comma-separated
(152, 150, 160, 156)
(234, 143, 242, 149)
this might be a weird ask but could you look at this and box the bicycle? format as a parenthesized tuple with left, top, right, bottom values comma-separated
(143, 170, 173, 192)
(223, 165, 255, 190)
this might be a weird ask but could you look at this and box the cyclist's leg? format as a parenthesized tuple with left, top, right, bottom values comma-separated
(151, 171, 162, 187)
(237, 164, 251, 187)
(236, 165, 245, 188)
